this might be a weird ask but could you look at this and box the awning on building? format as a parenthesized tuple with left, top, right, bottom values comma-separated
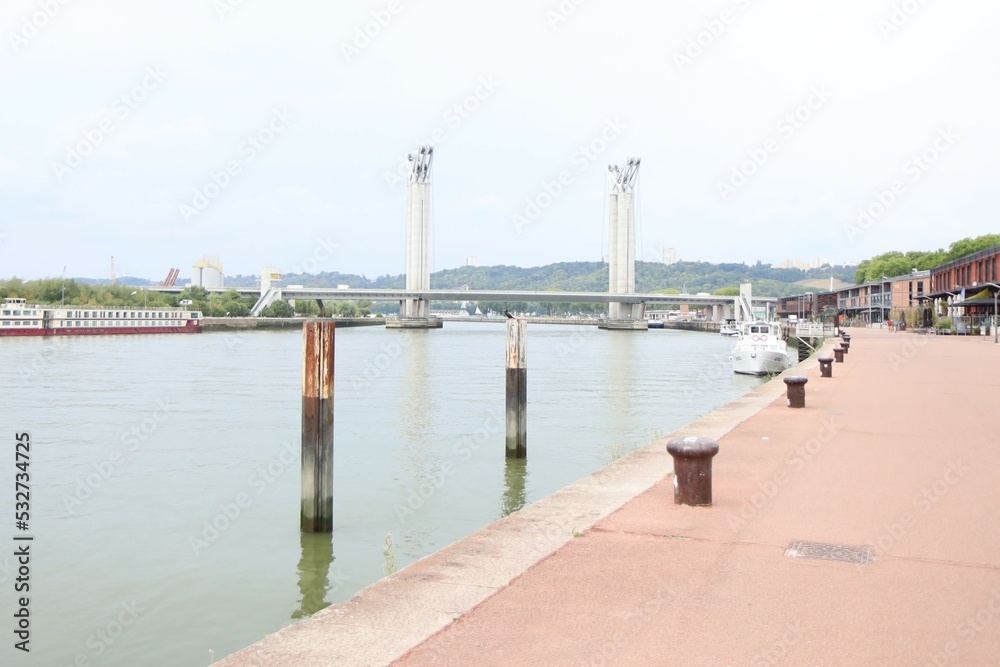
(948, 298, 997, 308)
(922, 286, 1000, 302)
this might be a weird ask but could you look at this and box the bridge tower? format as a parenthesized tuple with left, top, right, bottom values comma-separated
(600, 157, 647, 331)
(387, 145, 442, 329)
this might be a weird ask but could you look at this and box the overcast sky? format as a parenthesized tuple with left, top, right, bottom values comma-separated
(1, 0, 997, 281)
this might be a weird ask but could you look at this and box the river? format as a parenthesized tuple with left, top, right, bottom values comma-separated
(0, 323, 763, 666)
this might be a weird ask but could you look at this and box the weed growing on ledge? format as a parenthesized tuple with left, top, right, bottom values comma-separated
(383, 532, 397, 575)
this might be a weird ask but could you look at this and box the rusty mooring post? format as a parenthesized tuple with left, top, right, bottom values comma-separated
(841, 340, 850, 355)
(301, 321, 334, 532)
(666, 437, 719, 506)
(783, 376, 808, 408)
(834, 346, 844, 363)
(818, 357, 833, 378)
(505, 318, 526, 458)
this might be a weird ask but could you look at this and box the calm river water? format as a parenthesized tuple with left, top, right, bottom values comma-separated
(0, 323, 763, 666)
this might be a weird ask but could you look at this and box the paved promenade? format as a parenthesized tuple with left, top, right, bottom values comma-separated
(218, 329, 1000, 666)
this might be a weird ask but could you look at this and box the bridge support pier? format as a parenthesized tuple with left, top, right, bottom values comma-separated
(387, 299, 442, 329)
(600, 303, 648, 330)
(390, 145, 442, 330)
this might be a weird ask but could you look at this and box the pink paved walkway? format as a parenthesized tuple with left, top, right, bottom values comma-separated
(392, 329, 1000, 666)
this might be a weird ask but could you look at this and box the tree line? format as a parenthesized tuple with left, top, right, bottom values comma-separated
(0, 281, 371, 318)
(225, 261, 857, 297)
(854, 234, 1000, 283)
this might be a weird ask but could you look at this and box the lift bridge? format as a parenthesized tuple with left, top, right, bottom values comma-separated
(147, 145, 777, 325)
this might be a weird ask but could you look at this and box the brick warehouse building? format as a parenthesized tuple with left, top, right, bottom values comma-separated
(929, 244, 1000, 296)
(777, 244, 1000, 330)
(927, 244, 1000, 328)
(778, 271, 930, 325)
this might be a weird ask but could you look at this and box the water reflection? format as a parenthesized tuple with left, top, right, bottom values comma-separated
(500, 457, 528, 517)
(399, 330, 433, 476)
(606, 332, 637, 453)
(291, 532, 335, 620)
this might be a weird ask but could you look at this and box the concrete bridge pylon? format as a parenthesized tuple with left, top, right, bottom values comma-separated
(600, 157, 647, 331)
(388, 145, 442, 329)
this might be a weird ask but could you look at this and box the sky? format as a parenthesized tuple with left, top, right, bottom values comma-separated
(1, 0, 998, 281)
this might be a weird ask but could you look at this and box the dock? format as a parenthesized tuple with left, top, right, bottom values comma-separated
(216, 328, 1000, 666)
(200, 317, 384, 330)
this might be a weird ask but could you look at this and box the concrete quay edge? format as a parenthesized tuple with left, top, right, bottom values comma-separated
(214, 342, 832, 666)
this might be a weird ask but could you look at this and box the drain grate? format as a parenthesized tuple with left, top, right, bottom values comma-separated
(785, 541, 874, 565)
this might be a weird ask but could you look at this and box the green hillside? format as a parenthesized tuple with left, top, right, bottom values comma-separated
(228, 261, 856, 298)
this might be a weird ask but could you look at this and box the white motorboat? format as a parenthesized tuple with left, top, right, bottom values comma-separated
(730, 320, 793, 376)
(719, 320, 739, 336)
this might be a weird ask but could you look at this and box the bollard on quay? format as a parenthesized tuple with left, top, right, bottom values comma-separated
(818, 357, 833, 378)
(833, 346, 844, 363)
(783, 376, 808, 408)
(841, 340, 850, 354)
(666, 437, 719, 506)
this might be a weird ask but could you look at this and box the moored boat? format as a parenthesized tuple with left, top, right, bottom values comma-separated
(730, 320, 792, 376)
(0, 298, 203, 336)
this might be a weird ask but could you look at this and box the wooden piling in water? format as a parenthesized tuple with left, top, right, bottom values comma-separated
(301, 321, 334, 532)
(505, 318, 527, 459)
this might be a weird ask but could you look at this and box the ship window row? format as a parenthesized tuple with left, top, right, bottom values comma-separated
(0, 309, 192, 318)
(61, 320, 183, 327)
(2, 321, 41, 326)
(63, 311, 185, 319)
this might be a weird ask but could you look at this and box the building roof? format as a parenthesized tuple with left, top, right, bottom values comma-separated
(930, 244, 1000, 274)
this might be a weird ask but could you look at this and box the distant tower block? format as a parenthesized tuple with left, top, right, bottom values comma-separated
(389, 145, 442, 329)
(601, 158, 647, 331)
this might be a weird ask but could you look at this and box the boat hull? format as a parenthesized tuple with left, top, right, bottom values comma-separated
(732, 349, 792, 376)
(0, 324, 202, 337)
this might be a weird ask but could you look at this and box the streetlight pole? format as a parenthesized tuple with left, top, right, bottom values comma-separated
(881, 275, 889, 327)
(867, 282, 872, 327)
(985, 283, 1000, 344)
(943, 291, 958, 333)
(130, 289, 148, 308)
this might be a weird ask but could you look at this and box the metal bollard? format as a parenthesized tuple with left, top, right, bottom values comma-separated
(833, 346, 844, 363)
(666, 437, 719, 506)
(841, 340, 850, 354)
(783, 376, 808, 408)
(818, 357, 833, 378)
